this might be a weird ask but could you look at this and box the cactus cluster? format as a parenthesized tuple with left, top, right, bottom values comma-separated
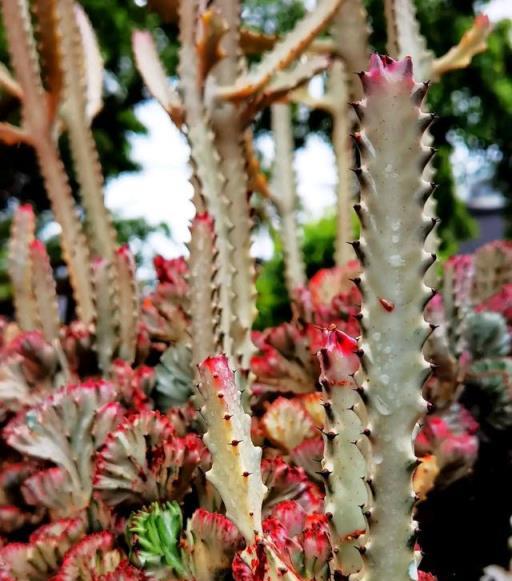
(0, 0, 507, 580)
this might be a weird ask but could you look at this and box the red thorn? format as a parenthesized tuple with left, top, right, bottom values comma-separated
(379, 297, 395, 312)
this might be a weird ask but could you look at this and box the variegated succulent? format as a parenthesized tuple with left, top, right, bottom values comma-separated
(0, 1, 506, 580)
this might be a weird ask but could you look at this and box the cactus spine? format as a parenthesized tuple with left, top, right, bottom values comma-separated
(353, 55, 435, 581)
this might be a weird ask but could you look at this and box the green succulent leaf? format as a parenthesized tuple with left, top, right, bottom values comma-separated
(127, 501, 186, 577)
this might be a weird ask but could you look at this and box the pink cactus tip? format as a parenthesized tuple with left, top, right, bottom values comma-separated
(29, 239, 47, 254)
(194, 212, 215, 228)
(364, 54, 415, 90)
(115, 244, 132, 258)
(198, 354, 232, 390)
(475, 13, 491, 29)
(17, 204, 34, 215)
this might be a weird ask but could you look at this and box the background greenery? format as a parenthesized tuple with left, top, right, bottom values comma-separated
(253, 0, 512, 327)
(0, 0, 510, 322)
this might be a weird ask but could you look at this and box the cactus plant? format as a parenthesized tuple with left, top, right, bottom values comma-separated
(0, 1, 506, 580)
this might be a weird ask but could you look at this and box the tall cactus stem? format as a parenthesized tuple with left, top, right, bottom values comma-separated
(30, 240, 61, 344)
(115, 245, 139, 364)
(211, 0, 256, 369)
(0, 0, 95, 323)
(318, 327, 369, 576)
(354, 55, 435, 581)
(188, 213, 220, 368)
(329, 61, 356, 267)
(56, 0, 118, 264)
(7, 205, 37, 330)
(178, 0, 235, 361)
(330, 0, 371, 101)
(270, 103, 306, 296)
(92, 258, 119, 373)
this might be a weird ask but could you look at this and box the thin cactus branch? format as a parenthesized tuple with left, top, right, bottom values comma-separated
(318, 327, 369, 576)
(115, 246, 139, 364)
(216, 0, 344, 101)
(92, 258, 119, 373)
(0, 62, 23, 98)
(74, 4, 104, 122)
(329, 0, 370, 266)
(32, 0, 62, 119)
(56, 0, 118, 264)
(132, 30, 184, 128)
(432, 14, 491, 80)
(270, 102, 306, 295)
(0, 122, 33, 145)
(30, 240, 61, 345)
(0, 0, 95, 324)
(327, 60, 356, 267)
(188, 213, 220, 369)
(8, 205, 37, 331)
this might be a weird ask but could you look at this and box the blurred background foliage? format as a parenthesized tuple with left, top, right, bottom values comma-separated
(0, 0, 510, 323)
(252, 0, 512, 327)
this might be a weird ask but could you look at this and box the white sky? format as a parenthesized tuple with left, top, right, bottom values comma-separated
(105, 0, 511, 264)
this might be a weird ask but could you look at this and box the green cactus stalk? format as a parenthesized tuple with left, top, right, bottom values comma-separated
(353, 55, 436, 581)
(197, 355, 266, 543)
(270, 102, 306, 296)
(178, 0, 236, 362)
(330, 0, 370, 266)
(210, 0, 256, 369)
(188, 213, 220, 369)
(30, 240, 61, 345)
(318, 327, 369, 576)
(0, 0, 95, 324)
(8, 205, 37, 331)
(56, 0, 118, 265)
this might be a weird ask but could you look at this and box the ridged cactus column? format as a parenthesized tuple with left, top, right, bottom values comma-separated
(318, 327, 369, 576)
(354, 55, 436, 581)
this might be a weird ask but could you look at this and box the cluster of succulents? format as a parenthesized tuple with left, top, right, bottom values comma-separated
(0, 0, 509, 579)
(2, 226, 511, 580)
